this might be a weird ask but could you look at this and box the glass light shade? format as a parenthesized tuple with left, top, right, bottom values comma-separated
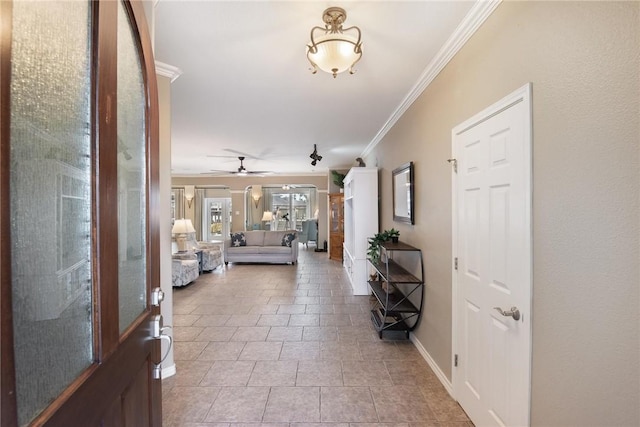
(261, 211, 274, 221)
(308, 33, 361, 76)
(251, 185, 262, 199)
(184, 185, 195, 201)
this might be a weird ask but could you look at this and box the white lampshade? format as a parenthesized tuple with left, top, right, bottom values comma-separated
(261, 211, 274, 221)
(172, 218, 195, 234)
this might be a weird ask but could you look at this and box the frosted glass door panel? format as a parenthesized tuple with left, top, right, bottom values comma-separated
(330, 201, 341, 232)
(9, 2, 93, 425)
(117, 1, 147, 333)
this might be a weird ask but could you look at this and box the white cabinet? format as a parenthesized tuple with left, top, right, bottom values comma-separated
(343, 167, 378, 295)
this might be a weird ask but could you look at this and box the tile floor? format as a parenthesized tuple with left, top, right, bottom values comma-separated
(162, 248, 473, 427)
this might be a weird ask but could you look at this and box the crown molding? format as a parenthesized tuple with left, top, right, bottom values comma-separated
(155, 61, 183, 83)
(361, 0, 502, 157)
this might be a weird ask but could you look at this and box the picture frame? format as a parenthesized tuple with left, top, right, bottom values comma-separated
(392, 161, 414, 225)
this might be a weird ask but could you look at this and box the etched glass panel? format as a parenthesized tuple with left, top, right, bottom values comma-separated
(9, 2, 93, 425)
(117, 1, 147, 332)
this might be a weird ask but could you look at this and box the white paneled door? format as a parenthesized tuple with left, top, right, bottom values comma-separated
(452, 84, 532, 427)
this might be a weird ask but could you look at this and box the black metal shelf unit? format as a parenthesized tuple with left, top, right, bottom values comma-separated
(367, 241, 424, 339)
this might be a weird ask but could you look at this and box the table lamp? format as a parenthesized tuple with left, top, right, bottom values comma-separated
(261, 211, 273, 230)
(172, 218, 196, 252)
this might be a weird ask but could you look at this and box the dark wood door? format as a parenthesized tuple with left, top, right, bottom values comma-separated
(1, 1, 162, 425)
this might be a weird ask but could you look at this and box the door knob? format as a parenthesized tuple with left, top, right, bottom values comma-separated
(493, 306, 521, 321)
(151, 287, 164, 306)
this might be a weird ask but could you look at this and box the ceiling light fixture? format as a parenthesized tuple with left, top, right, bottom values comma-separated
(310, 144, 323, 166)
(307, 7, 362, 79)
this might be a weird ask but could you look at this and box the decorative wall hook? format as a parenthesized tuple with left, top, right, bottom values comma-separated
(447, 158, 457, 173)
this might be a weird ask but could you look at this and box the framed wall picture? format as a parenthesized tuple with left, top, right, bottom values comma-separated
(392, 161, 414, 224)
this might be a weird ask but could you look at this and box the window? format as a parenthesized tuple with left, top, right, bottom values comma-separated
(246, 186, 317, 231)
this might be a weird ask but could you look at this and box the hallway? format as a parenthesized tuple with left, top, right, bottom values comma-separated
(162, 248, 472, 426)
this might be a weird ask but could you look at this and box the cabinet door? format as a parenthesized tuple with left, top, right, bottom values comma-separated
(329, 194, 344, 261)
(329, 194, 344, 233)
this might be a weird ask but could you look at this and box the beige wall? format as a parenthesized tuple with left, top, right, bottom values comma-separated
(367, 2, 639, 426)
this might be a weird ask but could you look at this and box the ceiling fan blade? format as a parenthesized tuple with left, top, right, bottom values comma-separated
(223, 149, 260, 159)
(205, 154, 239, 159)
(223, 148, 280, 160)
(207, 155, 276, 176)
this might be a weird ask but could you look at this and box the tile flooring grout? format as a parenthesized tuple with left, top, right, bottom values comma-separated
(162, 248, 473, 426)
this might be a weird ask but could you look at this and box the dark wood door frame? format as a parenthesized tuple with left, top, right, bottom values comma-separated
(0, 1, 17, 422)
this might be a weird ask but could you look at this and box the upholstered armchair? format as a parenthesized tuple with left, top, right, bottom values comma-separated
(184, 233, 223, 272)
(197, 241, 223, 271)
(298, 219, 318, 248)
(171, 252, 199, 287)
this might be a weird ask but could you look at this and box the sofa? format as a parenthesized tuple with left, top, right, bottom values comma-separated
(224, 230, 299, 265)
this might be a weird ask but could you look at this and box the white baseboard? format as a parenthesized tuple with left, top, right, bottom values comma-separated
(162, 363, 176, 379)
(410, 333, 454, 398)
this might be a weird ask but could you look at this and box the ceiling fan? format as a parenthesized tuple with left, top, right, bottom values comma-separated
(207, 156, 273, 176)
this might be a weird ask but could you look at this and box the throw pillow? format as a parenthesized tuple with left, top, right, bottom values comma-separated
(230, 232, 246, 247)
(281, 232, 296, 247)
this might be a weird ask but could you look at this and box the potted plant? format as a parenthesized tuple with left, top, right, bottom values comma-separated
(386, 228, 400, 243)
(367, 237, 381, 264)
(331, 170, 346, 191)
(366, 232, 387, 263)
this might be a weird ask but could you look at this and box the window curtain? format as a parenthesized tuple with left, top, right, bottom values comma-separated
(262, 187, 277, 215)
(245, 186, 269, 230)
(309, 187, 318, 219)
(172, 187, 184, 221)
(245, 189, 253, 229)
(194, 188, 205, 240)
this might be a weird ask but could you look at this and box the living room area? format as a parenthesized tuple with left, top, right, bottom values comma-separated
(168, 177, 331, 287)
(155, 2, 639, 425)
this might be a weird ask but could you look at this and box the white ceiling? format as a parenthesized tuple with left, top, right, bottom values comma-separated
(154, 1, 477, 177)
